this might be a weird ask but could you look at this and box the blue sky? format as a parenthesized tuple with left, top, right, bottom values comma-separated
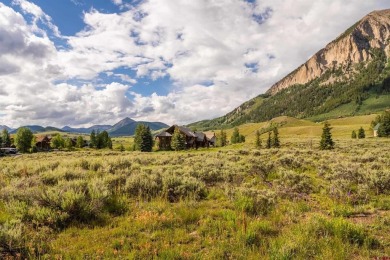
(0, 0, 388, 127)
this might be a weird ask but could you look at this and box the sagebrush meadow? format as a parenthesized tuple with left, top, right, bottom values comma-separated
(1, 137, 389, 258)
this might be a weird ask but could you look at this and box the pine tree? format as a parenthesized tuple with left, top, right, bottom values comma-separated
(90, 130, 97, 148)
(272, 127, 280, 148)
(134, 124, 153, 152)
(266, 131, 272, 149)
(255, 130, 261, 148)
(2, 129, 11, 147)
(239, 134, 245, 143)
(140, 126, 153, 152)
(218, 129, 227, 147)
(358, 127, 365, 139)
(351, 130, 357, 139)
(320, 121, 334, 150)
(171, 126, 186, 151)
(231, 127, 240, 144)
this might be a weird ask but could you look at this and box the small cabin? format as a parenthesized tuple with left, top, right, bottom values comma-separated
(373, 123, 381, 137)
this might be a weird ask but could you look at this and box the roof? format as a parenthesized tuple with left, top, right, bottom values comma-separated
(195, 132, 206, 142)
(36, 135, 50, 142)
(166, 125, 196, 137)
(374, 123, 381, 130)
(204, 131, 216, 139)
(155, 131, 172, 137)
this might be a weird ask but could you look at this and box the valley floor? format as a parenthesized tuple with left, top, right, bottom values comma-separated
(0, 138, 390, 259)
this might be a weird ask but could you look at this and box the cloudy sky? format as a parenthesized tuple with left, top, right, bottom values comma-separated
(0, 0, 388, 128)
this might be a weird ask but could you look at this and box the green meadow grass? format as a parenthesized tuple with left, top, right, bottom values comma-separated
(0, 135, 389, 259)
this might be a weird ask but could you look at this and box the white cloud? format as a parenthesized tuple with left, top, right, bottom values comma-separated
(0, 0, 389, 127)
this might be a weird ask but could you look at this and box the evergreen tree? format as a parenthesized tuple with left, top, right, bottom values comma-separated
(90, 130, 97, 148)
(358, 127, 365, 139)
(134, 124, 154, 152)
(255, 130, 261, 148)
(141, 126, 153, 152)
(266, 132, 272, 149)
(0, 135, 2, 148)
(14, 127, 34, 153)
(375, 110, 390, 137)
(272, 127, 280, 148)
(351, 130, 357, 139)
(134, 124, 144, 151)
(2, 129, 11, 147)
(171, 126, 186, 151)
(231, 127, 240, 144)
(217, 129, 227, 147)
(239, 134, 245, 143)
(76, 136, 84, 148)
(320, 121, 334, 150)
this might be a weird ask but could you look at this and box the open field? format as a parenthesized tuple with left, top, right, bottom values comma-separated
(1, 136, 389, 259)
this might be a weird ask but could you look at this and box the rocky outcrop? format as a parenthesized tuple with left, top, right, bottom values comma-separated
(267, 9, 390, 95)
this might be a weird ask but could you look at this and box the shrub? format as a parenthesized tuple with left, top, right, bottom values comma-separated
(369, 170, 390, 195)
(162, 175, 207, 202)
(125, 173, 163, 199)
(274, 170, 313, 198)
(235, 188, 276, 216)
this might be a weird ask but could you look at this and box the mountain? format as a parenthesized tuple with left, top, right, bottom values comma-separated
(62, 118, 168, 136)
(0, 125, 13, 132)
(189, 9, 390, 130)
(62, 125, 112, 134)
(108, 117, 136, 133)
(108, 120, 168, 137)
(10, 126, 64, 134)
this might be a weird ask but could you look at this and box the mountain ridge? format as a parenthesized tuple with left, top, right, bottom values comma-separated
(188, 9, 390, 130)
(267, 9, 390, 95)
(9, 118, 169, 136)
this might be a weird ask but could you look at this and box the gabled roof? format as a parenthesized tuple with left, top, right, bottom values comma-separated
(36, 135, 50, 142)
(374, 123, 381, 130)
(166, 125, 196, 137)
(156, 131, 172, 137)
(195, 132, 206, 142)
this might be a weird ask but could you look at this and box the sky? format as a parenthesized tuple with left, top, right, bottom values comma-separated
(0, 0, 388, 128)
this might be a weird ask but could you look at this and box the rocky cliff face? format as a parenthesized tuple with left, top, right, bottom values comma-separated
(267, 9, 390, 95)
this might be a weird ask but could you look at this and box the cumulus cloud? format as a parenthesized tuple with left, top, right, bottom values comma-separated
(0, 0, 388, 127)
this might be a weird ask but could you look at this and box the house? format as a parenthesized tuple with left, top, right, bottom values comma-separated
(35, 135, 51, 151)
(195, 132, 208, 148)
(156, 125, 212, 150)
(373, 123, 381, 137)
(155, 131, 172, 150)
(204, 132, 216, 146)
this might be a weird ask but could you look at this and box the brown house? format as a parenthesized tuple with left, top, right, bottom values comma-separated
(35, 135, 51, 151)
(204, 132, 216, 146)
(156, 125, 213, 150)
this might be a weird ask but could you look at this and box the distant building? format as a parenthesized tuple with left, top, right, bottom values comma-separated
(373, 123, 381, 137)
(155, 125, 215, 150)
(35, 135, 51, 151)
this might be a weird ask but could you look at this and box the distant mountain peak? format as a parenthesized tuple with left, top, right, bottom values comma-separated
(267, 8, 390, 95)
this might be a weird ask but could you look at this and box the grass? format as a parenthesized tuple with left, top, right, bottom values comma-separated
(0, 135, 390, 259)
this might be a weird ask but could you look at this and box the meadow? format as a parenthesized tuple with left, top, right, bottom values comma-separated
(1, 131, 389, 259)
